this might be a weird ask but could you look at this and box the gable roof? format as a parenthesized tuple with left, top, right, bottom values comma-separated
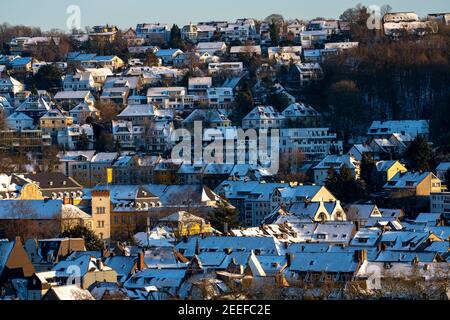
(21, 172, 82, 190)
(46, 285, 95, 300)
(384, 172, 435, 189)
(289, 252, 359, 273)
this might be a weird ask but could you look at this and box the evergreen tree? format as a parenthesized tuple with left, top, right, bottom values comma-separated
(78, 130, 90, 150)
(33, 64, 62, 92)
(325, 166, 367, 203)
(61, 225, 104, 251)
(144, 50, 159, 66)
(269, 22, 280, 46)
(210, 201, 240, 233)
(403, 136, 434, 172)
(230, 88, 254, 124)
(169, 24, 182, 48)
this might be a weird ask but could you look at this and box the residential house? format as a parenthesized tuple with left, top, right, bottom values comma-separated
(63, 72, 95, 92)
(155, 49, 184, 65)
(289, 63, 323, 87)
(56, 151, 96, 186)
(101, 78, 133, 105)
(6, 112, 35, 130)
(158, 211, 213, 237)
(183, 109, 231, 129)
(430, 192, 450, 220)
(280, 128, 343, 161)
(384, 172, 442, 197)
(188, 77, 212, 95)
(373, 160, 408, 190)
(313, 155, 361, 185)
(347, 144, 373, 162)
(89, 153, 119, 186)
(206, 87, 234, 109)
(54, 91, 95, 111)
(43, 285, 95, 300)
(299, 30, 328, 48)
(136, 23, 171, 43)
(52, 254, 117, 289)
(346, 204, 383, 228)
(80, 56, 125, 71)
(9, 57, 34, 74)
(15, 95, 51, 125)
(208, 62, 244, 75)
(111, 155, 158, 185)
(230, 45, 261, 57)
(89, 25, 119, 42)
(0, 238, 35, 286)
(267, 46, 302, 65)
(242, 106, 285, 130)
(282, 102, 321, 127)
(69, 102, 99, 125)
(39, 108, 74, 144)
(0, 200, 94, 239)
(0, 76, 24, 95)
(196, 42, 227, 55)
(436, 162, 450, 184)
(367, 120, 429, 140)
(147, 87, 195, 111)
(286, 251, 366, 285)
(286, 19, 306, 42)
(117, 104, 155, 126)
(383, 12, 435, 38)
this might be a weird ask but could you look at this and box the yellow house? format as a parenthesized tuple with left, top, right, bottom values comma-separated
(384, 172, 442, 197)
(39, 109, 73, 135)
(19, 183, 45, 200)
(158, 211, 213, 237)
(376, 160, 408, 182)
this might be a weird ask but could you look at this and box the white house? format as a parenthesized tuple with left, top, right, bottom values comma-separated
(63, 72, 95, 91)
(6, 112, 35, 130)
(0, 76, 24, 95)
(242, 106, 285, 130)
(313, 155, 361, 184)
(195, 42, 227, 55)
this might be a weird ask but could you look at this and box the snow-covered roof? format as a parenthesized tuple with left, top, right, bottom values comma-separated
(47, 285, 95, 300)
(118, 104, 155, 118)
(368, 120, 429, 137)
(384, 172, 435, 189)
(0, 200, 63, 220)
(289, 252, 359, 273)
(314, 155, 359, 170)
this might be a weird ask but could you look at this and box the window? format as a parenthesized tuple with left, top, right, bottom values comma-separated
(96, 207, 106, 214)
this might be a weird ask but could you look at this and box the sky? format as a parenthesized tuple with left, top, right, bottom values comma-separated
(0, 0, 449, 31)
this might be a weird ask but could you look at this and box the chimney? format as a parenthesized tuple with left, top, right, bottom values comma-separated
(354, 249, 367, 264)
(137, 250, 145, 271)
(286, 253, 295, 268)
(96, 258, 104, 271)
